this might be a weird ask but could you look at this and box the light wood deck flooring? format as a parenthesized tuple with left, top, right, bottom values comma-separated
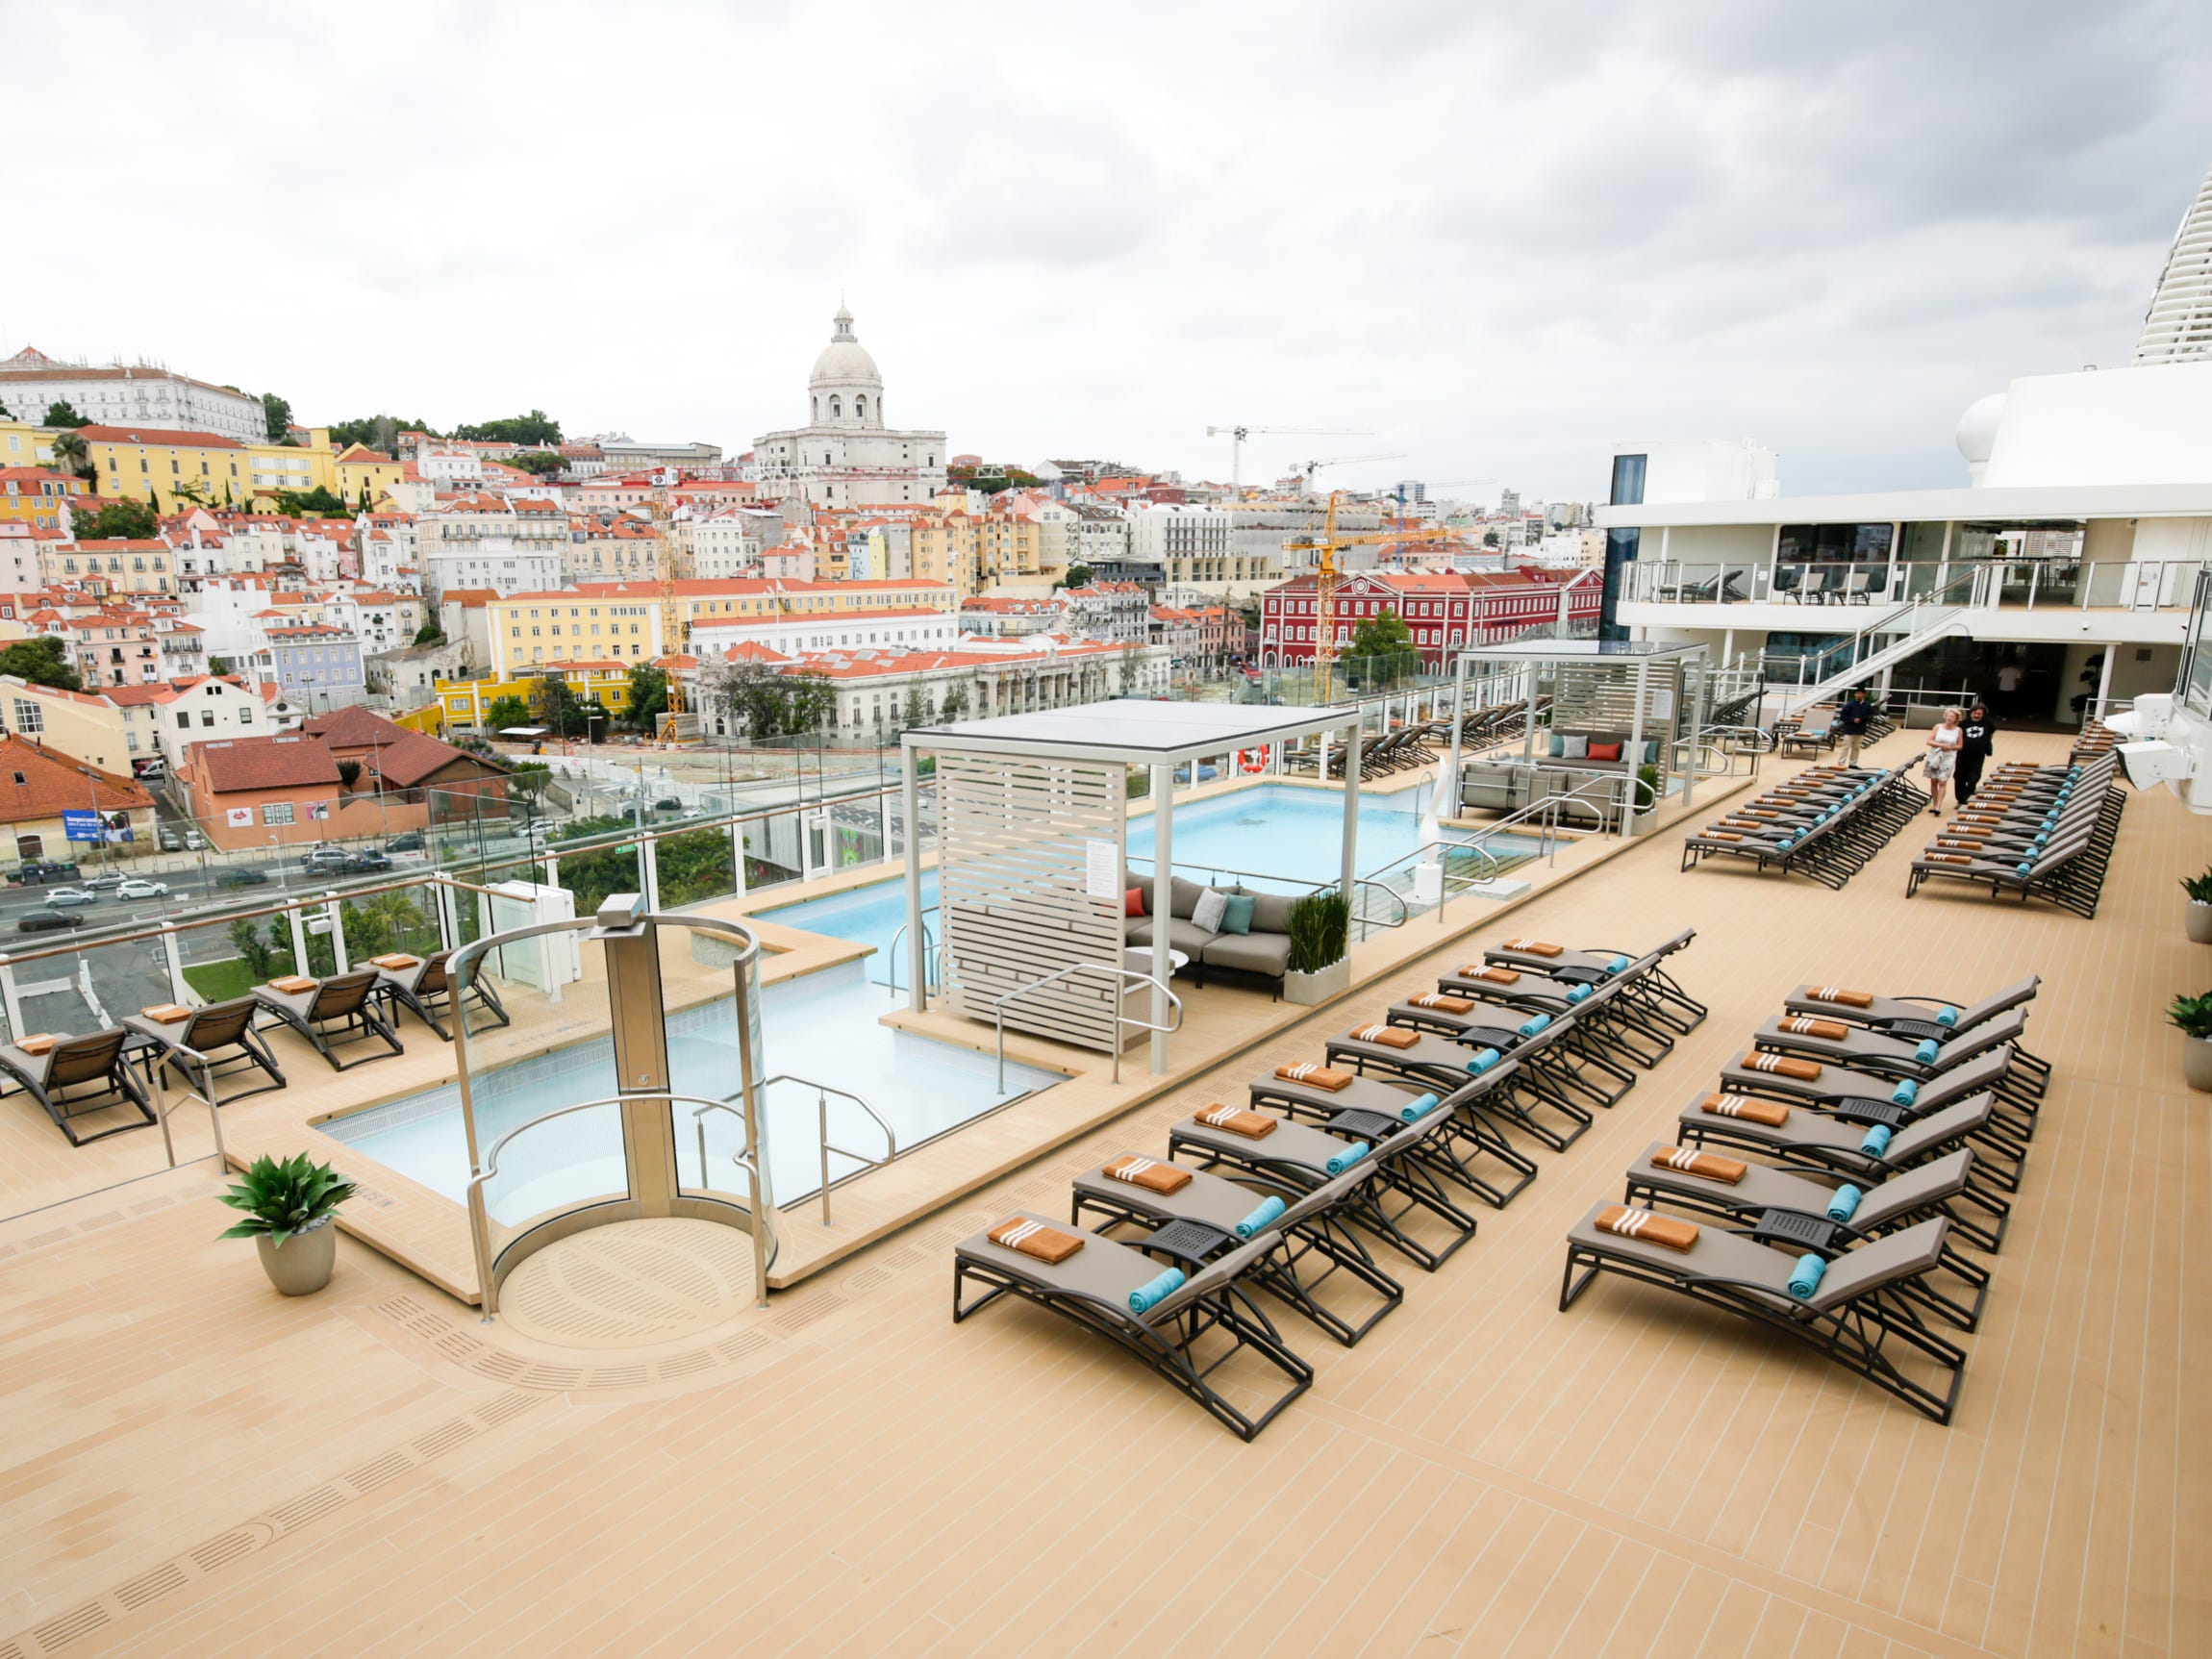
(1, 726, 2204, 1657)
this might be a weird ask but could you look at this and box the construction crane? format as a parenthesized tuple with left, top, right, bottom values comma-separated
(1205, 424, 1371, 495)
(1283, 491, 1483, 669)
(1289, 451, 1408, 492)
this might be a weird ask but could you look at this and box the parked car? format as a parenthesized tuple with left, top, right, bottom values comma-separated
(158, 827, 183, 851)
(181, 829, 205, 850)
(653, 797, 683, 812)
(301, 848, 352, 873)
(83, 871, 125, 890)
(11, 860, 80, 886)
(215, 867, 270, 889)
(16, 910, 83, 933)
(341, 851, 391, 874)
(115, 878, 170, 900)
(387, 831, 425, 853)
(41, 887, 101, 908)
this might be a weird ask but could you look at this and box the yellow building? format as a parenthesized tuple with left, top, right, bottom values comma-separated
(76, 422, 361, 513)
(434, 665, 639, 732)
(334, 443, 405, 510)
(0, 420, 56, 469)
(910, 505, 1051, 598)
(0, 466, 88, 528)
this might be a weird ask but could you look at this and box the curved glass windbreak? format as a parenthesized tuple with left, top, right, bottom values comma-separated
(478, 1098, 629, 1243)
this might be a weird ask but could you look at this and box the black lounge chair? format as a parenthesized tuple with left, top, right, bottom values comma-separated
(373, 948, 512, 1041)
(122, 997, 287, 1105)
(1483, 930, 1706, 1031)
(952, 1214, 1311, 1442)
(1324, 1017, 1601, 1150)
(250, 969, 404, 1071)
(0, 1027, 155, 1145)
(1559, 1203, 1966, 1422)
(1244, 1065, 1538, 1215)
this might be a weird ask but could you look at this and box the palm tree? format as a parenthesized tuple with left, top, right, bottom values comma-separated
(50, 430, 90, 481)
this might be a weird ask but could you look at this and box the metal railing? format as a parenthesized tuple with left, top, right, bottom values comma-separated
(993, 962, 1185, 1089)
(1120, 854, 1409, 943)
(1622, 555, 2203, 613)
(884, 908, 941, 997)
(142, 1038, 225, 1169)
(759, 1073, 896, 1226)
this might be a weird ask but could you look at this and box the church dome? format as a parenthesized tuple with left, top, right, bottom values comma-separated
(809, 306, 881, 389)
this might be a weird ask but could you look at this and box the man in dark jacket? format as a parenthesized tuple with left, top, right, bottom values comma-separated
(1835, 690, 1874, 767)
(1956, 702, 1994, 805)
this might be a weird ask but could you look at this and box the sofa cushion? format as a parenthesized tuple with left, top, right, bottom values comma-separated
(1547, 733, 1566, 758)
(1219, 892, 1257, 935)
(1192, 888, 1228, 934)
(1169, 876, 1205, 919)
(1560, 734, 1590, 759)
(1246, 892, 1297, 935)
(1124, 886, 1147, 917)
(1201, 931, 1294, 977)
(1588, 741, 1621, 762)
(1130, 917, 1213, 956)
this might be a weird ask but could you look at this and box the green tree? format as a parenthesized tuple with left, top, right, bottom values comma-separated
(1055, 563, 1095, 590)
(43, 399, 89, 428)
(73, 498, 159, 540)
(624, 664, 669, 731)
(329, 415, 434, 449)
(784, 670, 836, 736)
(228, 917, 284, 978)
(262, 392, 293, 441)
(506, 450, 564, 476)
(1118, 643, 1143, 694)
(169, 477, 214, 507)
(901, 686, 926, 729)
(1346, 607, 1420, 687)
(453, 410, 561, 446)
(412, 619, 444, 646)
(1481, 530, 1500, 548)
(339, 890, 429, 959)
(938, 679, 969, 721)
(532, 676, 591, 738)
(48, 429, 92, 482)
(506, 761, 553, 807)
(0, 636, 80, 691)
(482, 694, 533, 732)
(270, 485, 353, 518)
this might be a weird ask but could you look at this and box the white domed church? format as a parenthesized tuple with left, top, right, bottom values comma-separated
(751, 306, 949, 508)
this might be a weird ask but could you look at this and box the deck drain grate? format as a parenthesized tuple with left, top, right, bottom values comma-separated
(189, 1530, 259, 1571)
(266, 1486, 346, 1534)
(883, 1247, 923, 1270)
(473, 1392, 540, 1426)
(846, 1268, 892, 1294)
(773, 1295, 847, 1333)
(714, 1331, 773, 1362)
(113, 1562, 188, 1611)
(657, 1350, 713, 1379)
(29, 1604, 108, 1650)
(433, 1331, 483, 1362)
(26, 1229, 70, 1249)
(519, 1366, 585, 1390)
(342, 1451, 415, 1494)
(586, 1366, 646, 1389)
(130, 1194, 176, 1215)
(1, 1639, 24, 1659)
(470, 1351, 527, 1381)
(412, 1420, 476, 1459)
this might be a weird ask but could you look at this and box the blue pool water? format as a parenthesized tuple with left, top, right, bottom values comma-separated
(322, 960, 1064, 1221)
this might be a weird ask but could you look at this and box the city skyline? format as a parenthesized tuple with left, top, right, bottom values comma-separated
(4, 1, 2208, 500)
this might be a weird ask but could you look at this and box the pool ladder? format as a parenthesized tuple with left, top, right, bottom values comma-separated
(883, 907, 943, 997)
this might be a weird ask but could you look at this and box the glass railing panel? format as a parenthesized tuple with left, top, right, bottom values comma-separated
(477, 1097, 629, 1252)
(339, 882, 445, 965)
(660, 923, 767, 1206)
(655, 823, 741, 908)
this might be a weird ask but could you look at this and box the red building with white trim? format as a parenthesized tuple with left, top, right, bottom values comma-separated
(1257, 568, 1599, 667)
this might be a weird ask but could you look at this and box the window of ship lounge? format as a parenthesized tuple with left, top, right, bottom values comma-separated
(1777, 523, 1894, 563)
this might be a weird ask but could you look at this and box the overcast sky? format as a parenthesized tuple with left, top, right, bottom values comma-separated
(6, 0, 2208, 501)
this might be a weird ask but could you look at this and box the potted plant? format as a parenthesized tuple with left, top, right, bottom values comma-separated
(2168, 993, 2212, 1093)
(1283, 888, 1352, 1006)
(2183, 869, 2212, 943)
(219, 1152, 357, 1295)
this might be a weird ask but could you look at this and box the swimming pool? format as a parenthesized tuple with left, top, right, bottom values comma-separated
(322, 960, 1065, 1222)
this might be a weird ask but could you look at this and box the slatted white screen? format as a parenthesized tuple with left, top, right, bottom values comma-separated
(939, 754, 1125, 1052)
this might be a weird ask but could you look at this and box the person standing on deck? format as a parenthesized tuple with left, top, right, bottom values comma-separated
(1924, 707, 1963, 814)
(1836, 689, 1873, 767)
(1956, 702, 1994, 806)
(1996, 658, 2023, 716)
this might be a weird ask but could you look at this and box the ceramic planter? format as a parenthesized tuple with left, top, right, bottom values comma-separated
(2185, 1036, 2212, 1094)
(2187, 901, 2212, 944)
(1283, 958, 1351, 1007)
(256, 1219, 338, 1295)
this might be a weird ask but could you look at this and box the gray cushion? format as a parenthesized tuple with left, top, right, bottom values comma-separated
(1201, 932, 1294, 976)
(1169, 876, 1205, 919)
(1131, 917, 1213, 955)
(1245, 891, 1297, 935)
(1560, 734, 1589, 759)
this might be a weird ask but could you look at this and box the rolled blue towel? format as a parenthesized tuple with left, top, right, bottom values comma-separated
(1234, 1195, 1286, 1239)
(1519, 1013, 1551, 1038)
(1324, 1141, 1370, 1175)
(2015, 862, 2034, 878)
(1788, 1252, 1827, 1299)
(1464, 1046, 1501, 1075)
(1891, 1078, 1919, 1106)
(1861, 1123, 1893, 1155)
(1127, 1266, 1187, 1315)
(1605, 954, 1630, 974)
(1935, 1005, 1959, 1026)
(1567, 984, 1593, 1003)
(1398, 1091, 1443, 1122)
(1914, 1038, 1941, 1063)
(2031, 834, 2048, 847)
(1826, 1183, 1863, 1221)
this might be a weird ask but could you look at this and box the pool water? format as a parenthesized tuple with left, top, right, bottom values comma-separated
(322, 960, 1064, 1222)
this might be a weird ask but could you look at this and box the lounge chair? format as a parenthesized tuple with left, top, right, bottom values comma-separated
(1483, 929, 1705, 1032)
(1325, 1015, 1602, 1148)
(1558, 1203, 1966, 1422)
(1246, 1063, 1540, 1216)
(952, 1214, 1310, 1441)
(250, 969, 404, 1071)
(122, 997, 287, 1105)
(1621, 1142, 1993, 1330)
(1782, 975, 2049, 1087)
(1433, 963, 1675, 1064)
(1750, 1006, 2036, 1100)
(0, 1027, 155, 1145)
(373, 948, 512, 1041)
(1718, 1043, 2033, 1164)
(1071, 1157, 1402, 1346)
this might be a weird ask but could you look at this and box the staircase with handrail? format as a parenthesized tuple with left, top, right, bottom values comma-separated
(1763, 566, 1987, 719)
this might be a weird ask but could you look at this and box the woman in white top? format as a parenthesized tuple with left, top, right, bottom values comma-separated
(1924, 707, 1964, 814)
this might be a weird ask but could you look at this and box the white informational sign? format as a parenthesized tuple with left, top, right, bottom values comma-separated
(1084, 838, 1119, 901)
(1648, 689, 1675, 720)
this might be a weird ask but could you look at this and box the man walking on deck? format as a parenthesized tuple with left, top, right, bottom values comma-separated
(1836, 689, 1874, 767)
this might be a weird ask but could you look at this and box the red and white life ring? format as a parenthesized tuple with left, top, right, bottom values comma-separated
(1237, 747, 1269, 773)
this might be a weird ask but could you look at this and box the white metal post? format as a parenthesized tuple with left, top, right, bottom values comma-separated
(328, 895, 348, 974)
(1445, 654, 1467, 818)
(288, 904, 310, 973)
(1624, 659, 1649, 837)
(1150, 763, 1173, 1077)
(161, 926, 189, 1004)
(2095, 644, 2116, 722)
(639, 832, 661, 911)
(902, 743, 924, 1012)
(1340, 718, 1361, 937)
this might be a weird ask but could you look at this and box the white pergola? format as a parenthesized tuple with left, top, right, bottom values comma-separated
(900, 698, 1364, 1073)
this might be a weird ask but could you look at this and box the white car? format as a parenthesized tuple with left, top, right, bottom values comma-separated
(41, 887, 100, 907)
(115, 878, 170, 900)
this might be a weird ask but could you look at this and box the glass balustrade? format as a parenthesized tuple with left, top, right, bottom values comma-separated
(1624, 557, 2201, 613)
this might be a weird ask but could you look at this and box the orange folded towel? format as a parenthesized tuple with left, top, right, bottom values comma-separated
(1197, 1103, 1278, 1139)
(1936, 838, 1985, 850)
(1413, 993, 1475, 1015)
(1743, 1052, 1822, 1081)
(1459, 965, 1520, 985)
(1595, 1205, 1701, 1253)
(1649, 1144, 1748, 1184)
(1778, 1016, 1849, 1041)
(1924, 853, 1976, 866)
(14, 1032, 55, 1055)
(269, 975, 317, 994)
(1352, 1022, 1420, 1049)
(1103, 1154, 1193, 1194)
(1705, 832, 1745, 842)
(1743, 809, 1782, 820)
(987, 1217, 1086, 1264)
(370, 953, 420, 970)
(140, 1004, 192, 1024)
(1699, 1092, 1790, 1126)
(1274, 1062, 1352, 1092)
(1502, 938, 1564, 957)
(1809, 987, 1873, 1008)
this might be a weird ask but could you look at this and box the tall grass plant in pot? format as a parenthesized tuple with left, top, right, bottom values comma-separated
(1283, 888, 1352, 1006)
(2182, 869, 2212, 943)
(2168, 993, 2212, 1093)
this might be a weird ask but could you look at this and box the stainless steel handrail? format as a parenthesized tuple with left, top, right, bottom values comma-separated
(142, 1038, 223, 1169)
(758, 1072, 896, 1226)
(994, 962, 1184, 1089)
(884, 906, 940, 997)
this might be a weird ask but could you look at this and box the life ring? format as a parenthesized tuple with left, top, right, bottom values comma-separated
(1237, 747, 1269, 773)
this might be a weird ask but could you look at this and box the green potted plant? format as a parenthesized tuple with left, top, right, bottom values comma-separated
(2182, 869, 2212, 943)
(2168, 993, 2212, 1093)
(1283, 887, 1352, 1006)
(219, 1153, 356, 1295)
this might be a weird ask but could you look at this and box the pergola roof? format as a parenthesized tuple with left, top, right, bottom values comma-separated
(902, 697, 1361, 766)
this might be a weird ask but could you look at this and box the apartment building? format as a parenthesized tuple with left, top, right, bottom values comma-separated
(41, 537, 176, 595)
(0, 467, 87, 529)
(0, 346, 264, 443)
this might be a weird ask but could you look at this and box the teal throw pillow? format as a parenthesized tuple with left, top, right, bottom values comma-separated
(1219, 893, 1256, 935)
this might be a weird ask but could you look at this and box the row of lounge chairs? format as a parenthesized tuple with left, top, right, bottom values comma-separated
(3, 948, 509, 1146)
(2071, 719, 2120, 766)
(1681, 760, 1928, 888)
(1905, 755, 2124, 918)
(1288, 699, 1552, 782)
(1775, 701, 1898, 757)
(1561, 974, 2047, 1423)
(954, 932, 1705, 1439)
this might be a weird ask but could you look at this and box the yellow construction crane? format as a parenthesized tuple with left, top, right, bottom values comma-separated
(1284, 491, 1481, 668)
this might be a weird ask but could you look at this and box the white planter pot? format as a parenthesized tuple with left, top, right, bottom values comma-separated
(1283, 958, 1351, 1007)
(2187, 901, 2212, 944)
(256, 1218, 338, 1295)
(2185, 1036, 2212, 1094)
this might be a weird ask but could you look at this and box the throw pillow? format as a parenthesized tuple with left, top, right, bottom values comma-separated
(1642, 740, 1660, 764)
(1191, 887, 1228, 935)
(1561, 734, 1590, 760)
(1547, 733, 1567, 758)
(1123, 886, 1147, 917)
(1588, 741, 1622, 762)
(1219, 893, 1256, 935)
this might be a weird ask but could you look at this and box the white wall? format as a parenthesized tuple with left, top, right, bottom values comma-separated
(1982, 363, 2212, 489)
(2129, 515, 2212, 562)
(1618, 440, 1780, 505)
